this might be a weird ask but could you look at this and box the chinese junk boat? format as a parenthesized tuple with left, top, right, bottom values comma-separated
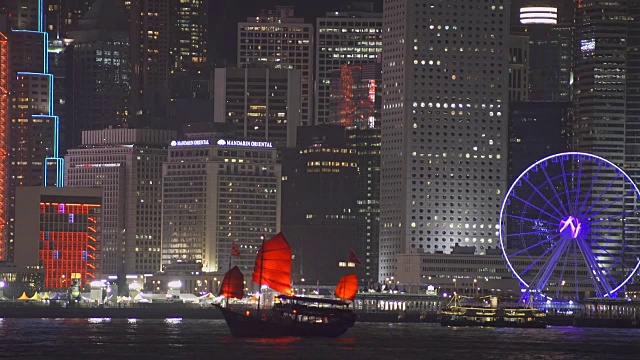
(215, 233, 357, 337)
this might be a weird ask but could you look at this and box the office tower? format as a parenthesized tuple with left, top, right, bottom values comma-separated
(14, 186, 102, 289)
(65, 129, 176, 276)
(514, 2, 573, 101)
(169, 0, 207, 83)
(67, 0, 130, 147)
(238, 7, 314, 126)
(162, 136, 281, 280)
(315, 3, 382, 125)
(44, 0, 92, 39)
(168, 0, 209, 129)
(213, 66, 301, 148)
(281, 125, 358, 283)
(380, 0, 510, 280)
(574, 1, 640, 273)
(329, 62, 382, 283)
(3, 0, 64, 262)
(125, 0, 171, 128)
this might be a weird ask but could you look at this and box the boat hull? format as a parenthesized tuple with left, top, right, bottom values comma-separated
(215, 305, 356, 337)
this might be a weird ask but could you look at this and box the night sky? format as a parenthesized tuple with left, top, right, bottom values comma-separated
(210, 0, 384, 65)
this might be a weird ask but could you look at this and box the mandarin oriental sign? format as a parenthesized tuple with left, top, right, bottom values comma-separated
(170, 139, 210, 147)
(216, 139, 273, 148)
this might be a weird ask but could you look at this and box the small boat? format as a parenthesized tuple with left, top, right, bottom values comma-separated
(215, 233, 357, 337)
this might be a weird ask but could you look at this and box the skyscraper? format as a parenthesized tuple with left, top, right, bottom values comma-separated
(237, 7, 314, 126)
(574, 0, 640, 275)
(213, 66, 301, 148)
(65, 128, 176, 276)
(124, 0, 171, 128)
(162, 136, 281, 279)
(328, 62, 382, 283)
(3, 0, 64, 261)
(380, 0, 510, 280)
(68, 0, 130, 146)
(513, 1, 573, 102)
(315, 3, 382, 125)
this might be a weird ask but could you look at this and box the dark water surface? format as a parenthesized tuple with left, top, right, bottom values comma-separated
(0, 318, 639, 359)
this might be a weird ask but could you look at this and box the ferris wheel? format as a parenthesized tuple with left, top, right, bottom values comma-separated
(499, 152, 640, 299)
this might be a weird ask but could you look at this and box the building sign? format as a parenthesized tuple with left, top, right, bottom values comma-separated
(216, 139, 273, 148)
(74, 163, 121, 168)
(170, 139, 211, 147)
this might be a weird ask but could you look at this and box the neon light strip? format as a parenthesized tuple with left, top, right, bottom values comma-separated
(38, 0, 43, 32)
(520, 7, 557, 13)
(521, 19, 558, 25)
(520, 13, 558, 19)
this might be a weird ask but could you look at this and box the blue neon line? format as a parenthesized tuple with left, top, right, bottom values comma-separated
(38, 0, 43, 32)
(44, 31, 48, 73)
(11, 30, 44, 34)
(48, 74, 54, 115)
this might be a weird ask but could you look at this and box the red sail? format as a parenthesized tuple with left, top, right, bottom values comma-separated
(218, 266, 244, 299)
(252, 233, 292, 294)
(335, 274, 358, 301)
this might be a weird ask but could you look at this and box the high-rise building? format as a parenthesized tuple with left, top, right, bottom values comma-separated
(14, 186, 102, 289)
(67, 0, 130, 146)
(237, 7, 314, 126)
(380, 0, 510, 280)
(281, 125, 359, 283)
(169, 0, 207, 78)
(162, 135, 281, 280)
(513, 1, 573, 102)
(315, 3, 382, 125)
(64, 128, 176, 276)
(328, 62, 382, 283)
(44, 0, 92, 39)
(3, 0, 64, 262)
(124, 0, 171, 128)
(168, 0, 209, 127)
(213, 66, 301, 148)
(574, 0, 640, 274)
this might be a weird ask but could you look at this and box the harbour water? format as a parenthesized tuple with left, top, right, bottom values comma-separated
(0, 318, 639, 359)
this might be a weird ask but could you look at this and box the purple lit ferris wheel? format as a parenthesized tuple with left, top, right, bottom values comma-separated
(499, 152, 640, 299)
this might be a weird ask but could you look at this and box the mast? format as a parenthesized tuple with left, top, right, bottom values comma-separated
(224, 250, 232, 308)
(257, 234, 265, 316)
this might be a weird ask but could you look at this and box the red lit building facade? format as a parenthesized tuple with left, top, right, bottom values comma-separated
(15, 187, 102, 289)
(0, 31, 9, 261)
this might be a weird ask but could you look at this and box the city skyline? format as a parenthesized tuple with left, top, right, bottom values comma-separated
(0, 0, 639, 306)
